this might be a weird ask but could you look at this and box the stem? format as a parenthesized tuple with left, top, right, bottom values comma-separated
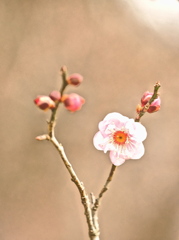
(44, 66, 99, 239)
(37, 66, 102, 239)
(93, 165, 117, 212)
(48, 66, 68, 138)
(91, 236, 100, 240)
(91, 164, 117, 232)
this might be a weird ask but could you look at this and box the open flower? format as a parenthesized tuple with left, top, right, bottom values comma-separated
(93, 112, 147, 166)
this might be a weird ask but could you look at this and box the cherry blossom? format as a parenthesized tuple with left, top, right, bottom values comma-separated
(93, 112, 147, 166)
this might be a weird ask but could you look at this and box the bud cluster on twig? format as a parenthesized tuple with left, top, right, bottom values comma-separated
(135, 82, 161, 122)
(34, 67, 85, 112)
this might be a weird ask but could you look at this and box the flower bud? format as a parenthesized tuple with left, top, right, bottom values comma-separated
(147, 98, 161, 113)
(61, 93, 85, 112)
(141, 91, 153, 106)
(34, 96, 55, 111)
(67, 73, 83, 86)
(49, 90, 61, 102)
(141, 91, 161, 113)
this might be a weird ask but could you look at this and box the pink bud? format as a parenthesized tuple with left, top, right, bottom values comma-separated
(34, 96, 56, 111)
(49, 90, 61, 102)
(141, 91, 153, 106)
(147, 98, 161, 113)
(67, 73, 83, 86)
(61, 93, 85, 112)
(141, 91, 161, 113)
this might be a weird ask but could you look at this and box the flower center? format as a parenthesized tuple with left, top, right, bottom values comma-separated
(113, 131, 128, 145)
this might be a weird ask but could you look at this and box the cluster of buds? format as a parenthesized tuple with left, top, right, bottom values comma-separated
(136, 90, 161, 114)
(34, 68, 85, 112)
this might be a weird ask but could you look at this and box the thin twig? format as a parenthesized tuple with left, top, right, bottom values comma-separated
(93, 165, 117, 212)
(48, 66, 68, 138)
(91, 164, 117, 231)
(50, 136, 97, 237)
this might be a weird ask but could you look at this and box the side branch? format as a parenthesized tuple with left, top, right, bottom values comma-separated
(93, 164, 117, 211)
(91, 164, 116, 231)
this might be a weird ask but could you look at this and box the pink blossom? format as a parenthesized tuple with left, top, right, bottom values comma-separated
(93, 113, 147, 166)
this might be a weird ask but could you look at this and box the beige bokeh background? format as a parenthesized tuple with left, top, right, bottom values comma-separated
(1, 0, 179, 239)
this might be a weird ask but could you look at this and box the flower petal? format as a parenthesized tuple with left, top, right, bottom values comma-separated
(133, 122, 147, 142)
(93, 132, 104, 151)
(99, 121, 116, 136)
(131, 143, 145, 159)
(103, 140, 116, 153)
(99, 112, 128, 134)
(103, 112, 129, 122)
(109, 151, 126, 166)
(93, 132, 115, 152)
(125, 120, 147, 142)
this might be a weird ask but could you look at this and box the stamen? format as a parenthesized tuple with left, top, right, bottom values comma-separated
(113, 131, 128, 145)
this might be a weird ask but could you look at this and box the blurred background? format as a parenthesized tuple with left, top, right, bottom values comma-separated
(0, 0, 179, 239)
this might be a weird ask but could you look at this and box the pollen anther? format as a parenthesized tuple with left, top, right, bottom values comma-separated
(113, 131, 128, 145)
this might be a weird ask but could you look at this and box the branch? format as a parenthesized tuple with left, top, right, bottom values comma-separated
(91, 165, 117, 229)
(48, 66, 68, 138)
(93, 164, 117, 211)
(39, 66, 99, 239)
(50, 136, 97, 237)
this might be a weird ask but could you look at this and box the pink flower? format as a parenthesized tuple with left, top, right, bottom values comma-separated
(141, 91, 161, 113)
(93, 113, 147, 166)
